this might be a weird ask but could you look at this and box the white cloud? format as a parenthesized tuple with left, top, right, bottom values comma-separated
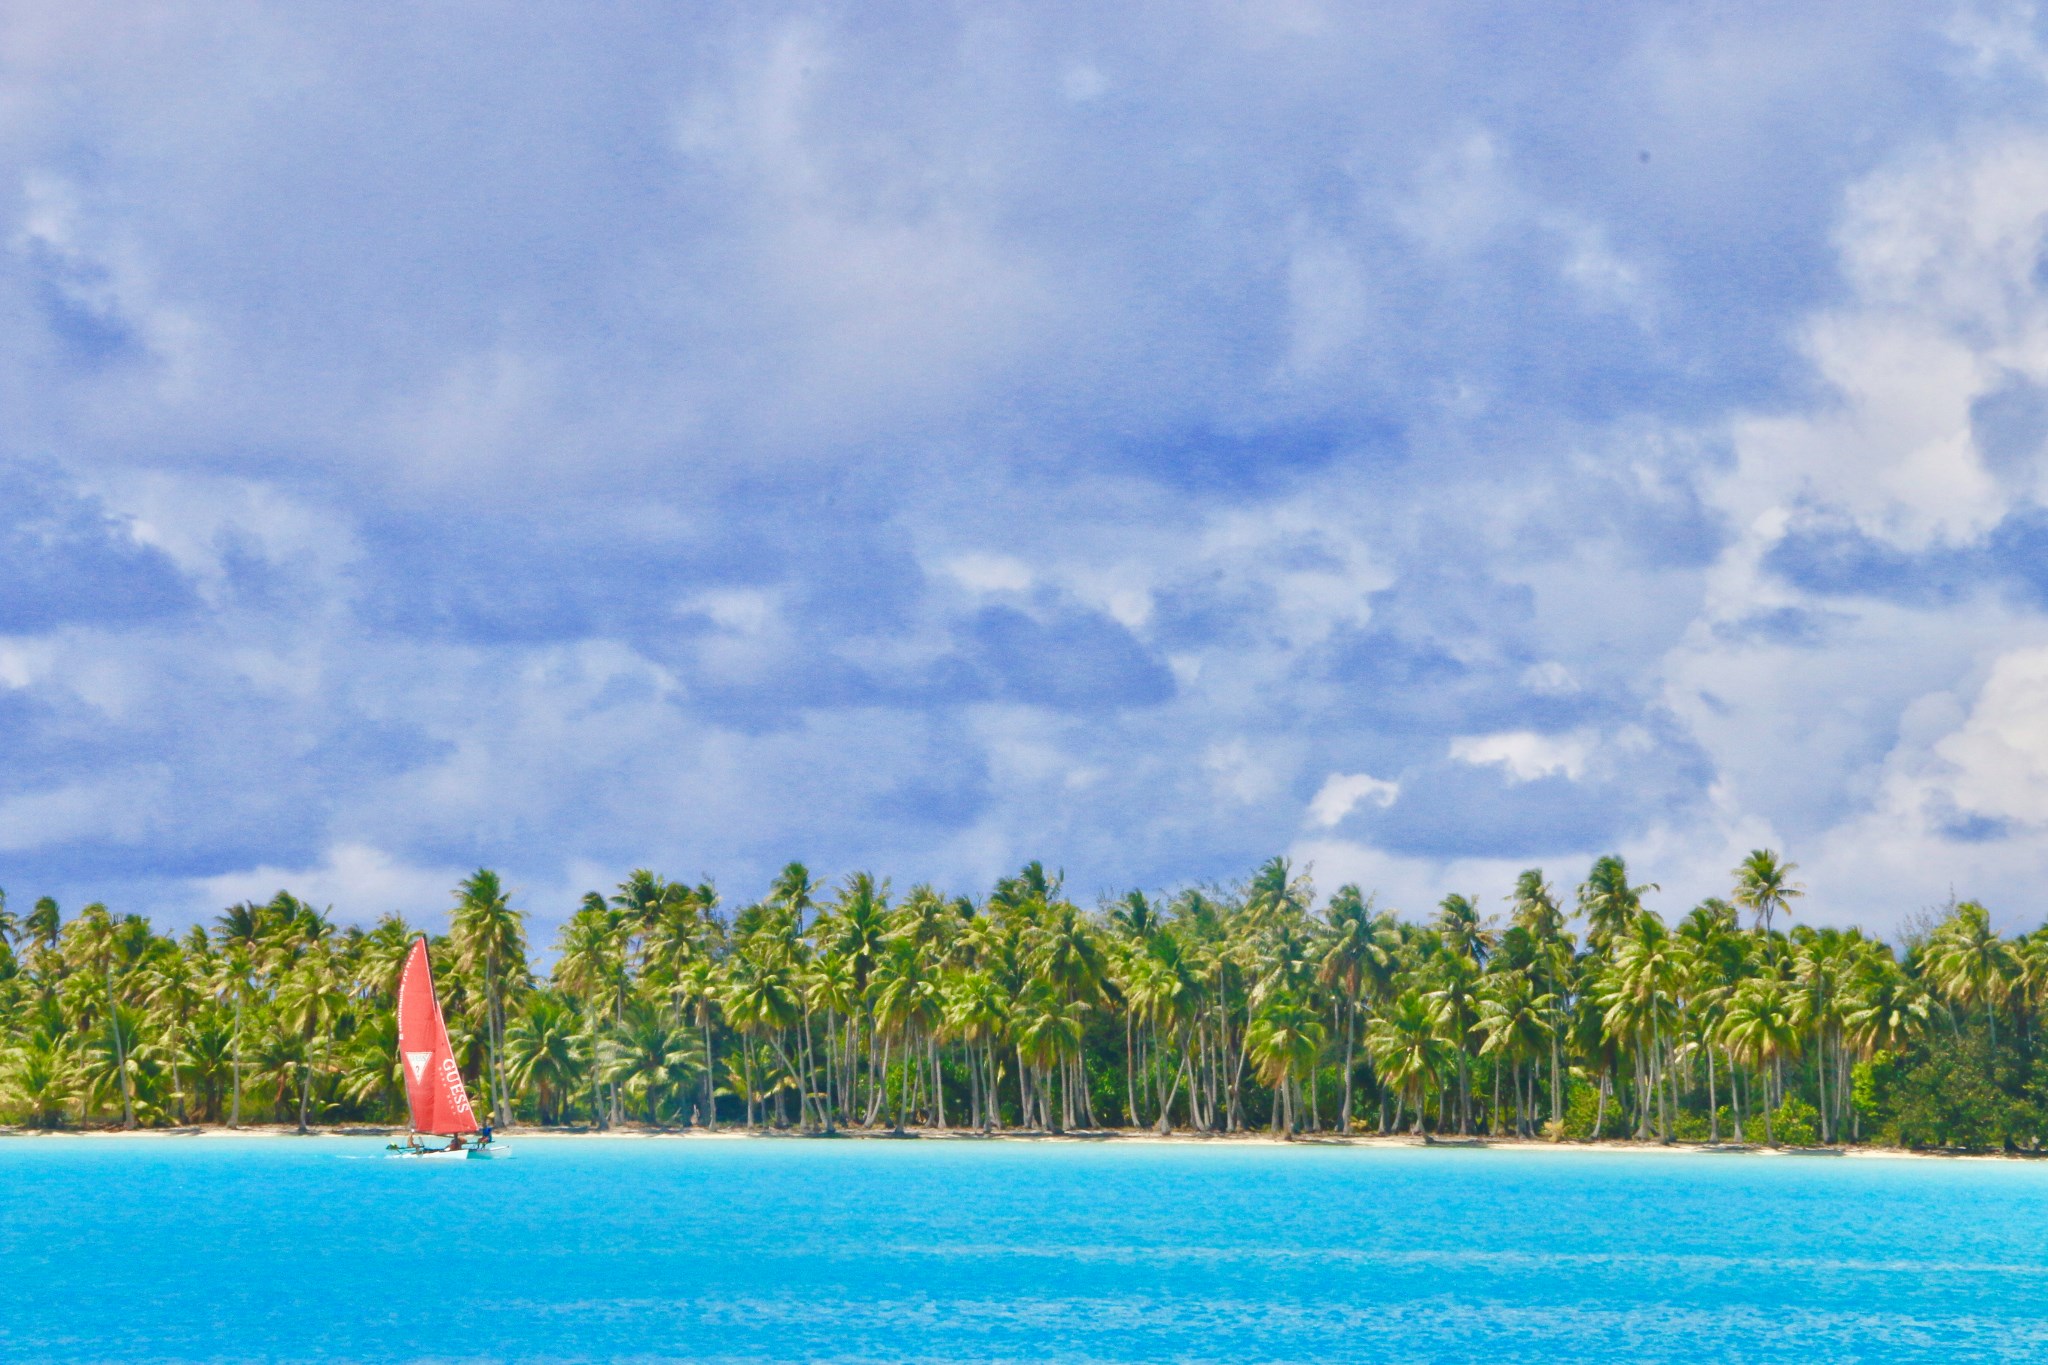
(1449, 731, 1591, 783)
(1713, 132, 2048, 550)
(941, 553, 1034, 594)
(1287, 837, 1556, 918)
(1307, 771, 1400, 826)
(1061, 63, 1108, 102)
(1204, 738, 1285, 804)
(1929, 645, 2048, 826)
(1520, 661, 1580, 695)
(196, 843, 464, 923)
(1282, 227, 1371, 378)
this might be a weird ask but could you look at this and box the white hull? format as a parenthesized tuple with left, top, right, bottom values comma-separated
(385, 1142, 512, 1160)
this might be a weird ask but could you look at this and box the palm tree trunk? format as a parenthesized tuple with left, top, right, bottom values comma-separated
(231, 993, 244, 1129)
(1707, 1044, 1719, 1142)
(701, 1015, 717, 1129)
(1124, 1015, 1137, 1130)
(1730, 1052, 1745, 1143)
(1549, 1030, 1562, 1133)
(1340, 998, 1357, 1133)
(1815, 1031, 1830, 1143)
(869, 1037, 892, 1128)
(104, 968, 135, 1130)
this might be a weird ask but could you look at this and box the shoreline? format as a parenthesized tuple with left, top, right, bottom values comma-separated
(0, 1123, 2029, 1161)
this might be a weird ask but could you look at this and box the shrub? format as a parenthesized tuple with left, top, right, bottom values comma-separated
(1768, 1096, 1819, 1147)
(1561, 1081, 1629, 1140)
(1893, 1038, 2003, 1151)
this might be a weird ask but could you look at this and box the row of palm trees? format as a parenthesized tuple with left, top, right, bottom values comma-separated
(0, 852, 2036, 1147)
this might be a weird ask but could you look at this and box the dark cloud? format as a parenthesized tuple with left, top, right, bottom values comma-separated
(1763, 519, 1977, 604)
(1766, 508, 2048, 613)
(0, 464, 196, 631)
(963, 605, 1174, 711)
(1972, 372, 2048, 482)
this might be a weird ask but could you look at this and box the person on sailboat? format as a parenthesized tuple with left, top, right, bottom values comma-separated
(478, 1122, 493, 1148)
(446, 1134, 464, 1151)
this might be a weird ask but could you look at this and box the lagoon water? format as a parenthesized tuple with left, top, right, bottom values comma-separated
(4, 1138, 2047, 1362)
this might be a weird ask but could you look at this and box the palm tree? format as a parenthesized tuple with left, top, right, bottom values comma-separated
(1247, 991, 1325, 1135)
(1029, 900, 1119, 1130)
(724, 942, 806, 1129)
(555, 895, 631, 1126)
(339, 1010, 406, 1121)
(177, 1011, 238, 1123)
(4, 1023, 80, 1128)
(1477, 969, 1554, 1137)
(677, 957, 723, 1128)
(942, 967, 1008, 1131)
(1509, 869, 1572, 1129)
(1318, 885, 1396, 1133)
(139, 944, 206, 1123)
(1600, 912, 1682, 1141)
(1012, 980, 1085, 1132)
(25, 896, 61, 956)
(1577, 856, 1655, 953)
(275, 942, 347, 1133)
(1368, 990, 1450, 1136)
(1720, 977, 1801, 1145)
(1733, 849, 1803, 939)
(825, 872, 891, 1124)
(1433, 894, 1494, 966)
(65, 904, 137, 1129)
(505, 992, 586, 1124)
(451, 869, 528, 1128)
(1675, 900, 1745, 1141)
(612, 1002, 705, 1124)
(1923, 901, 2014, 1048)
(1841, 949, 1930, 1141)
(1424, 939, 1483, 1134)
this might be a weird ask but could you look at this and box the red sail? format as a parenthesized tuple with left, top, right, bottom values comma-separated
(396, 937, 480, 1135)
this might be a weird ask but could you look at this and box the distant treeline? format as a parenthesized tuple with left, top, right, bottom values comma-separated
(0, 854, 2033, 1149)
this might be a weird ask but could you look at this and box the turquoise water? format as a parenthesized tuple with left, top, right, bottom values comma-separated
(4, 1138, 2047, 1362)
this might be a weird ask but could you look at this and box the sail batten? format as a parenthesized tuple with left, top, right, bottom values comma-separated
(396, 937, 480, 1135)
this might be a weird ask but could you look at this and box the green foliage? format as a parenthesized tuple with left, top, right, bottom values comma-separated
(6, 850, 2048, 1154)
(1561, 1080, 1627, 1140)
(1872, 1027, 2048, 1153)
(1769, 1096, 1819, 1147)
(1851, 1050, 1898, 1132)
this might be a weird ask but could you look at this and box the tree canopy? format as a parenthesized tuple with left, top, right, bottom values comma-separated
(0, 851, 2038, 1151)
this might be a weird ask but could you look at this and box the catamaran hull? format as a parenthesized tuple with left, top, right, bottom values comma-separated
(385, 1144, 513, 1161)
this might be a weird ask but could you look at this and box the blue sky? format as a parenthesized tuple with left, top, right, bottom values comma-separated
(6, 1, 2048, 936)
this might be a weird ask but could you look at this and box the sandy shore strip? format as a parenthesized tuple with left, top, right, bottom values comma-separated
(0, 1123, 2033, 1160)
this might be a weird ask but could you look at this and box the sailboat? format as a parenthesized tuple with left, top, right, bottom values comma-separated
(388, 935, 510, 1160)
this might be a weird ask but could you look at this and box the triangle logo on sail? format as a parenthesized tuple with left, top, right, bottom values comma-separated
(405, 1050, 433, 1082)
